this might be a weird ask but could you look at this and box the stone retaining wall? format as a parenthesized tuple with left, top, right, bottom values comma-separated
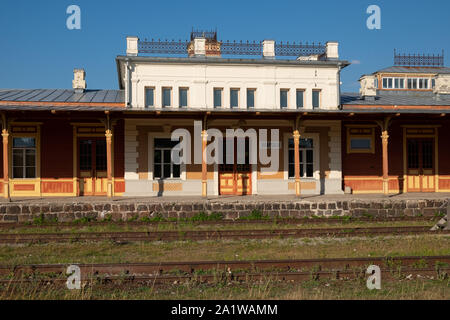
(0, 199, 448, 223)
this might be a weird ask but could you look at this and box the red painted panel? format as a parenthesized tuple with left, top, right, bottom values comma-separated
(114, 181, 125, 193)
(42, 181, 73, 193)
(439, 179, 450, 190)
(14, 184, 35, 191)
(344, 179, 382, 191)
(114, 119, 125, 178)
(41, 119, 73, 179)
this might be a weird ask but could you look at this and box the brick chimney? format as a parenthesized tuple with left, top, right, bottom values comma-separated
(72, 69, 86, 93)
(188, 30, 221, 57)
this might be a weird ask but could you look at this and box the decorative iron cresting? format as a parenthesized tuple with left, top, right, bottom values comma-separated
(394, 49, 444, 67)
(275, 42, 325, 56)
(139, 39, 190, 55)
(138, 32, 326, 57)
(221, 40, 262, 56)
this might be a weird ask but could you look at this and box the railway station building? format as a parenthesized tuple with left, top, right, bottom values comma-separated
(0, 31, 449, 198)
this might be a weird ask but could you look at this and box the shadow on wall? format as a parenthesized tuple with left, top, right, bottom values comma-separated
(157, 180, 164, 197)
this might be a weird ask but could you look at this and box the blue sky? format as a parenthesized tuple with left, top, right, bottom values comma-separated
(0, 0, 449, 92)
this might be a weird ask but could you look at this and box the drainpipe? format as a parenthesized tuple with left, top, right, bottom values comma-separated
(337, 64, 342, 110)
(125, 58, 132, 108)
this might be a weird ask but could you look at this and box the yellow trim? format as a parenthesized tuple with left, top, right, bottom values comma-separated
(9, 125, 41, 197)
(346, 125, 375, 154)
(352, 190, 400, 194)
(72, 123, 116, 196)
(403, 126, 439, 193)
(344, 177, 397, 181)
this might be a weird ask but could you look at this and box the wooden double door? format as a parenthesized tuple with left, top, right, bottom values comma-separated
(219, 138, 252, 195)
(406, 138, 435, 192)
(78, 138, 108, 196)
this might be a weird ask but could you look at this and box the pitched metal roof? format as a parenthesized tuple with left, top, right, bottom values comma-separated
(341, 92, 450, 106)
(374, 66, 450, 74)
(0, 89, 124, 103)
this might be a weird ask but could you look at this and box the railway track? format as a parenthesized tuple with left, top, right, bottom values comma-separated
(0, 216, 438, 229)
(0, 226, 447, 244)
(1, 255, 448, 277)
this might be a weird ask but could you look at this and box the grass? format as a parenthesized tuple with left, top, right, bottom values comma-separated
(0, 220, 435, 235)
(239, 210, 270, 220)
(0, 234, 447, 266)
(0, 277, 447, 300)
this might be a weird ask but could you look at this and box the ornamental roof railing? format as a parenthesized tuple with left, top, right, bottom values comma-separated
(137, 38, 326, 57)
(394, 49, 444, 67)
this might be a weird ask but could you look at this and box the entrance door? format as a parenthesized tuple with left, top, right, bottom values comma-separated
(78, 139, 108, 196)
(406, 138, 435, 192)
(219, 138, 252, 195)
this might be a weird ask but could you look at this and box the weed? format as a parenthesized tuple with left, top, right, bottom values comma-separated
(73, 216, 96, 224)
(189, 212, 223, 222)
(239, 210, 269, 221)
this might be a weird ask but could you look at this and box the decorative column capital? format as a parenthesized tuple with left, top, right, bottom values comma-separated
(381, 131, 389, 141)
(201, 130, 208, 140)
(293, 130, 301, 140)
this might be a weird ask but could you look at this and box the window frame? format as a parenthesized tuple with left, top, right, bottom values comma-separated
(12, 137, 37, 179)
(9, 126, 40, 181)
(144, 86, 155, 108)
(283, 132, 320, 181)
(230, 88, 240, 108)
(312, 89, 321, 109)
(178, 87, 189, 108)
(280, 89, 289, 109)
(246, 88, 256, 109)
(381, 76, 432, 91)
(162, 87, 172, 108)
(152, 137, 182, 180)
(346, 126, 376, 154)
(287, 138, 315, 179)
(296, 89, 305, 109)
(213, 88, 223, 108)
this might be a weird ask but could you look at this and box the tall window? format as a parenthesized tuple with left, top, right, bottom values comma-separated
(162, 87, 172, 107)
(418, 79, 428, 89)
(12, 137, 36, 179)
(394, 78, 404, 89)
(247, 89, 255, 108)
(382, 78, 393, 89)
(296, 90, 304, 109)
(179, 88, 188, 108)
(230, 89, 239, 108)
(288, 138, 314, 178)
(312, 90, 320, 109)
(280, 89, 288, 108)
(145, 87, 154, 108)
(407, 79, 417, 89)
(214, 88, 222, 108)
(153, 138, 181, 179)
